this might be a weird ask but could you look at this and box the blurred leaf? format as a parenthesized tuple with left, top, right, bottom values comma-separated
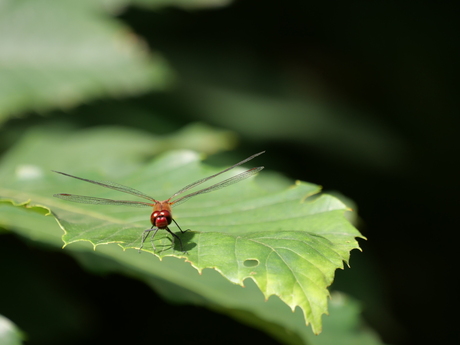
(304, 292, 387, 345)
(0, 315, 24, 345)
(0, 124, 234, 180)
(156, 122, 238, 154)
(71, 0, 233, 13)
(177, 81, 408, 172)
(0, 0, 172, 123)
(131, 0, 233, 9)
(0, 126, 365, 338)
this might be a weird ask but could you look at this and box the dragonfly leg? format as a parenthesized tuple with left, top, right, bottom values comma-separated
(172, 218, 190, 234)
(139, 226, 159, 253)
(165, 226, 187, 253)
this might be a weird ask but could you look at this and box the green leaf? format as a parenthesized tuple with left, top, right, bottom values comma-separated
(0, 0, 172, 122)
(0, 126, 364, 336)
(0, 315, 25, 345)
(52, 161, 360, 334)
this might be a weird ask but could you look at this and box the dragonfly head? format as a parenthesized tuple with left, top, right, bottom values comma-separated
(151, 210, 172, 229)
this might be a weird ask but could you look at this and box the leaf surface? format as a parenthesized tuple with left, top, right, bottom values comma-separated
(52, 154, 361, 335)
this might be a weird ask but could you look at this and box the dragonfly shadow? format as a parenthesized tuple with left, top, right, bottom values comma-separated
(173, 229, 196, 253)
(157, 229, 196, 253)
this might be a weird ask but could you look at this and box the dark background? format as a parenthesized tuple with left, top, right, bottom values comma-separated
(1, 1, 458, 344)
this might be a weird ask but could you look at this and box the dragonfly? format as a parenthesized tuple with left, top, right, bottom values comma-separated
(53, 151, 264, 253)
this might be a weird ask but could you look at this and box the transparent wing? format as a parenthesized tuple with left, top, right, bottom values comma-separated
(170, 166, 263, 207)
(53, 193, 154, 207)
(169, 151, 265, 199)
(53, 171, 157, 202)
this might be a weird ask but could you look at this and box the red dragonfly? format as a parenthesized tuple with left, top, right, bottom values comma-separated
(53, 151, 264, 253)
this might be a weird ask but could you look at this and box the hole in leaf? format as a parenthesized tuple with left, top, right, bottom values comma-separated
(243, 259, 259, 267)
